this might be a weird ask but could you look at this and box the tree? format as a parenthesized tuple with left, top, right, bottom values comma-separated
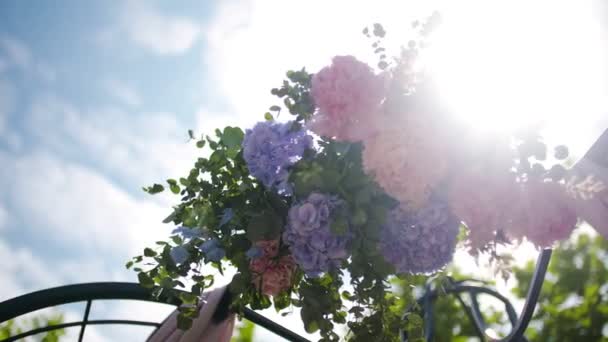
(513, 233, 608, 341)
(0, 313, 65, 341)
(401, 232, 608, 341)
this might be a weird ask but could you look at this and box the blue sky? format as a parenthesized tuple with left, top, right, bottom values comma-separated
(0, 0, 606, 341)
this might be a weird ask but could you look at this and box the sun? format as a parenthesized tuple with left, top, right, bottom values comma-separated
(424, 0, 607, 134)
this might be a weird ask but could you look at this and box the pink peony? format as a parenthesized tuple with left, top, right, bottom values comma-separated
(249, 240, 296, 296)
(447, 168, 518, 251)
(362, 115, 448, 210)
(508, 181, 578, 247)
(310, 55, 386, 141)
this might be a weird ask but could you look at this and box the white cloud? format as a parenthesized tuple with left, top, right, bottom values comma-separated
(0, 34, 32, 69)
(24, 95, 197, 187)
(120, 1, 200, 55)
(0, 79, 13, 132)
(0, 34, 56, 82)
(0, 203, 7, 231)
(103, 79, 142, 107)
(0, 239, 60, 301)
(0, 78, 21, 149)
(202, 0, 439, 122)
(0, 151, 170, 257)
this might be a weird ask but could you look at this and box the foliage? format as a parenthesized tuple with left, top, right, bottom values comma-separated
(513, 233, 608, 341)
(0, 314, 66, 341)
(232, 319, 256, 342)
(397, 232, 608, 341)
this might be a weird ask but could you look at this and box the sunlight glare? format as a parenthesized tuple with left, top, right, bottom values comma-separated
(426, 0, 607, 133)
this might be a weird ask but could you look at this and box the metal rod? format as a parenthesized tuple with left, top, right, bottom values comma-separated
(0, 282, 309, 342)
(499, 249, 552, 341)
(1, 319, 161, 342)
(242, 308, 310, 342)
(78, 300, 92, 342)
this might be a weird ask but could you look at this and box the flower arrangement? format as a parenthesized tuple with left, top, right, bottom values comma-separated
(129, 15, 580, 341)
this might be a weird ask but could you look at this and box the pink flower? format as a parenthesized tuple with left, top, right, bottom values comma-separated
(310, 55, 386, 141)
(448, 168, 518, 251)
(362, 115, 448, 210)
(508, 181, 578, 247)
(249, 240, 296, 296)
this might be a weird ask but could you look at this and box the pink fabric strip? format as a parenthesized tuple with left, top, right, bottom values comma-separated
(147, 286, 235, 342)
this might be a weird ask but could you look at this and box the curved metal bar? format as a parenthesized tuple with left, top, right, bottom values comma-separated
(499, 249, 552, 341)
(0, 282, 310, 342)
(2, 319, 161, 342)
(0, 282, 178, 322)
(403, 248, 552, 341)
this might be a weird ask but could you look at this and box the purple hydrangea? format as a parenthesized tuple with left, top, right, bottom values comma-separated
(379, 199, 459, 275)
(242, 121, 313, 194)
(283, 192, 351, 277)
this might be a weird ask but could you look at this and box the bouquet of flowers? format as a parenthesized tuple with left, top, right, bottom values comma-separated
(128, 15, 583, 341)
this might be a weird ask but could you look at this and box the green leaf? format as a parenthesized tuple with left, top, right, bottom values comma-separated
(143, 248, 157, 257)
(229, 273, 248, 295)
(222, 126, 245, 149)
(330, 216, 348, 235)
(352, 208, 368, 226)
(196, 140, 206, 148)
(269, 105, 281, 112)
(246, 210, 283, 241)
(273, 292, 291, 311)
(162, 211, 177, 224)
(125, 261, 134, 269)
(170, 184, 181, 194)
(264, 112, 274, 121)
(301, 306, 320, 333)
(176, 313, 193, 330)
(143, 184, 164, 194)
(138, 272, 154, 288)
(180, 292, 198, 304)
(372, 23, 386, 37)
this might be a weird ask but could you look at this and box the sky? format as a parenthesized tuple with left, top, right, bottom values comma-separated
(0, 0, 606, 341)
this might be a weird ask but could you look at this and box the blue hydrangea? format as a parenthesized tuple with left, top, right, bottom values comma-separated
(170, 246, 189, 265)
(171, 226, 203, 240)
(197, 238, 225, 263)
(379, 199, 459, 275)
(283, 192, 350, 277)
(206, 248, 226, 263)
(242, 121, 313, 194)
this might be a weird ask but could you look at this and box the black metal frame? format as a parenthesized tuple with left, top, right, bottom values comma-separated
(0, 282, 310, 342)
(403, 248, 552, 342)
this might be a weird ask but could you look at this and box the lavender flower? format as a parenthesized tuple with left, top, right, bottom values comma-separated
(379, 199, 459, 275)
(170, 246, 189, 265)
(242, 121, 313, 194)
(283, 192, 350, 277)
